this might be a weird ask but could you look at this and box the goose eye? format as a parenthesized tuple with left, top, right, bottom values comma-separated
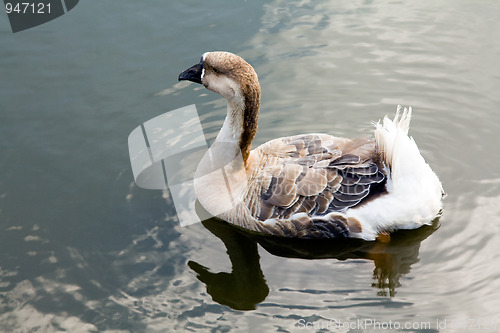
(213, 67, 220, 74)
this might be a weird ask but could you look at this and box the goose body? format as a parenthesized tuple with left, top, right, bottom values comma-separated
(179, 52, 443, 240)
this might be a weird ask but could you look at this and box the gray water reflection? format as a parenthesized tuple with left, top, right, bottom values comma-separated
(190, 216, 439, 309)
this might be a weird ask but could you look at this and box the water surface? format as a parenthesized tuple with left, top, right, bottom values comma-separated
(1, 0, 500, 332)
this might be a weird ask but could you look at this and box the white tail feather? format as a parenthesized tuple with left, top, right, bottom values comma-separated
(348, 106, 443, 240)
(375, 105, 412, 171)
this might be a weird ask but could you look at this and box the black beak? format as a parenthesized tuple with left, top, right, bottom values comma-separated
(178, 61, 203, 84)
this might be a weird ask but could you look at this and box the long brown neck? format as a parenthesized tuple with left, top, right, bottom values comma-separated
(239, 82, 260, 164)
(214, 81, 260, 168)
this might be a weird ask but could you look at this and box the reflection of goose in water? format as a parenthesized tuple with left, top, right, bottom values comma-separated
(188, 218, 269, 311)
(189, 205, 439, 309)
(179, 51, 444, 240)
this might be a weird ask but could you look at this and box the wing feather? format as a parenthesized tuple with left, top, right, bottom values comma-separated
(252, 134, 387, 236)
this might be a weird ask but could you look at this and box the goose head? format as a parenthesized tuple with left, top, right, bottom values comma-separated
(179, 52, 260, 105)
(179, 52, 261, 164)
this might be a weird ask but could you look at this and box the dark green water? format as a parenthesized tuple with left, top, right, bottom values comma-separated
(1, 0, 500, 332)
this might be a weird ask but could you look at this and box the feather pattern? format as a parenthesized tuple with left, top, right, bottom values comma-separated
(241, 134, 387, 238)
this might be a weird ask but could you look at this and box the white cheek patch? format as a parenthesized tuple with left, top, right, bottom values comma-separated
(201, 67, 205, 82)
(205, 75, 240, 102)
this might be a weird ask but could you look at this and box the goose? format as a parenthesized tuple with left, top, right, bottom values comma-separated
(178, 51, 444, 240)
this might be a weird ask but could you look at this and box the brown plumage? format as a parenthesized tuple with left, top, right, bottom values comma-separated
(245, 133, 387, 238)
(178, 51, 443, 240)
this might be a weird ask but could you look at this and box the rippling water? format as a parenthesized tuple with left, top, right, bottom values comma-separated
(1, 0, 500, 332)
